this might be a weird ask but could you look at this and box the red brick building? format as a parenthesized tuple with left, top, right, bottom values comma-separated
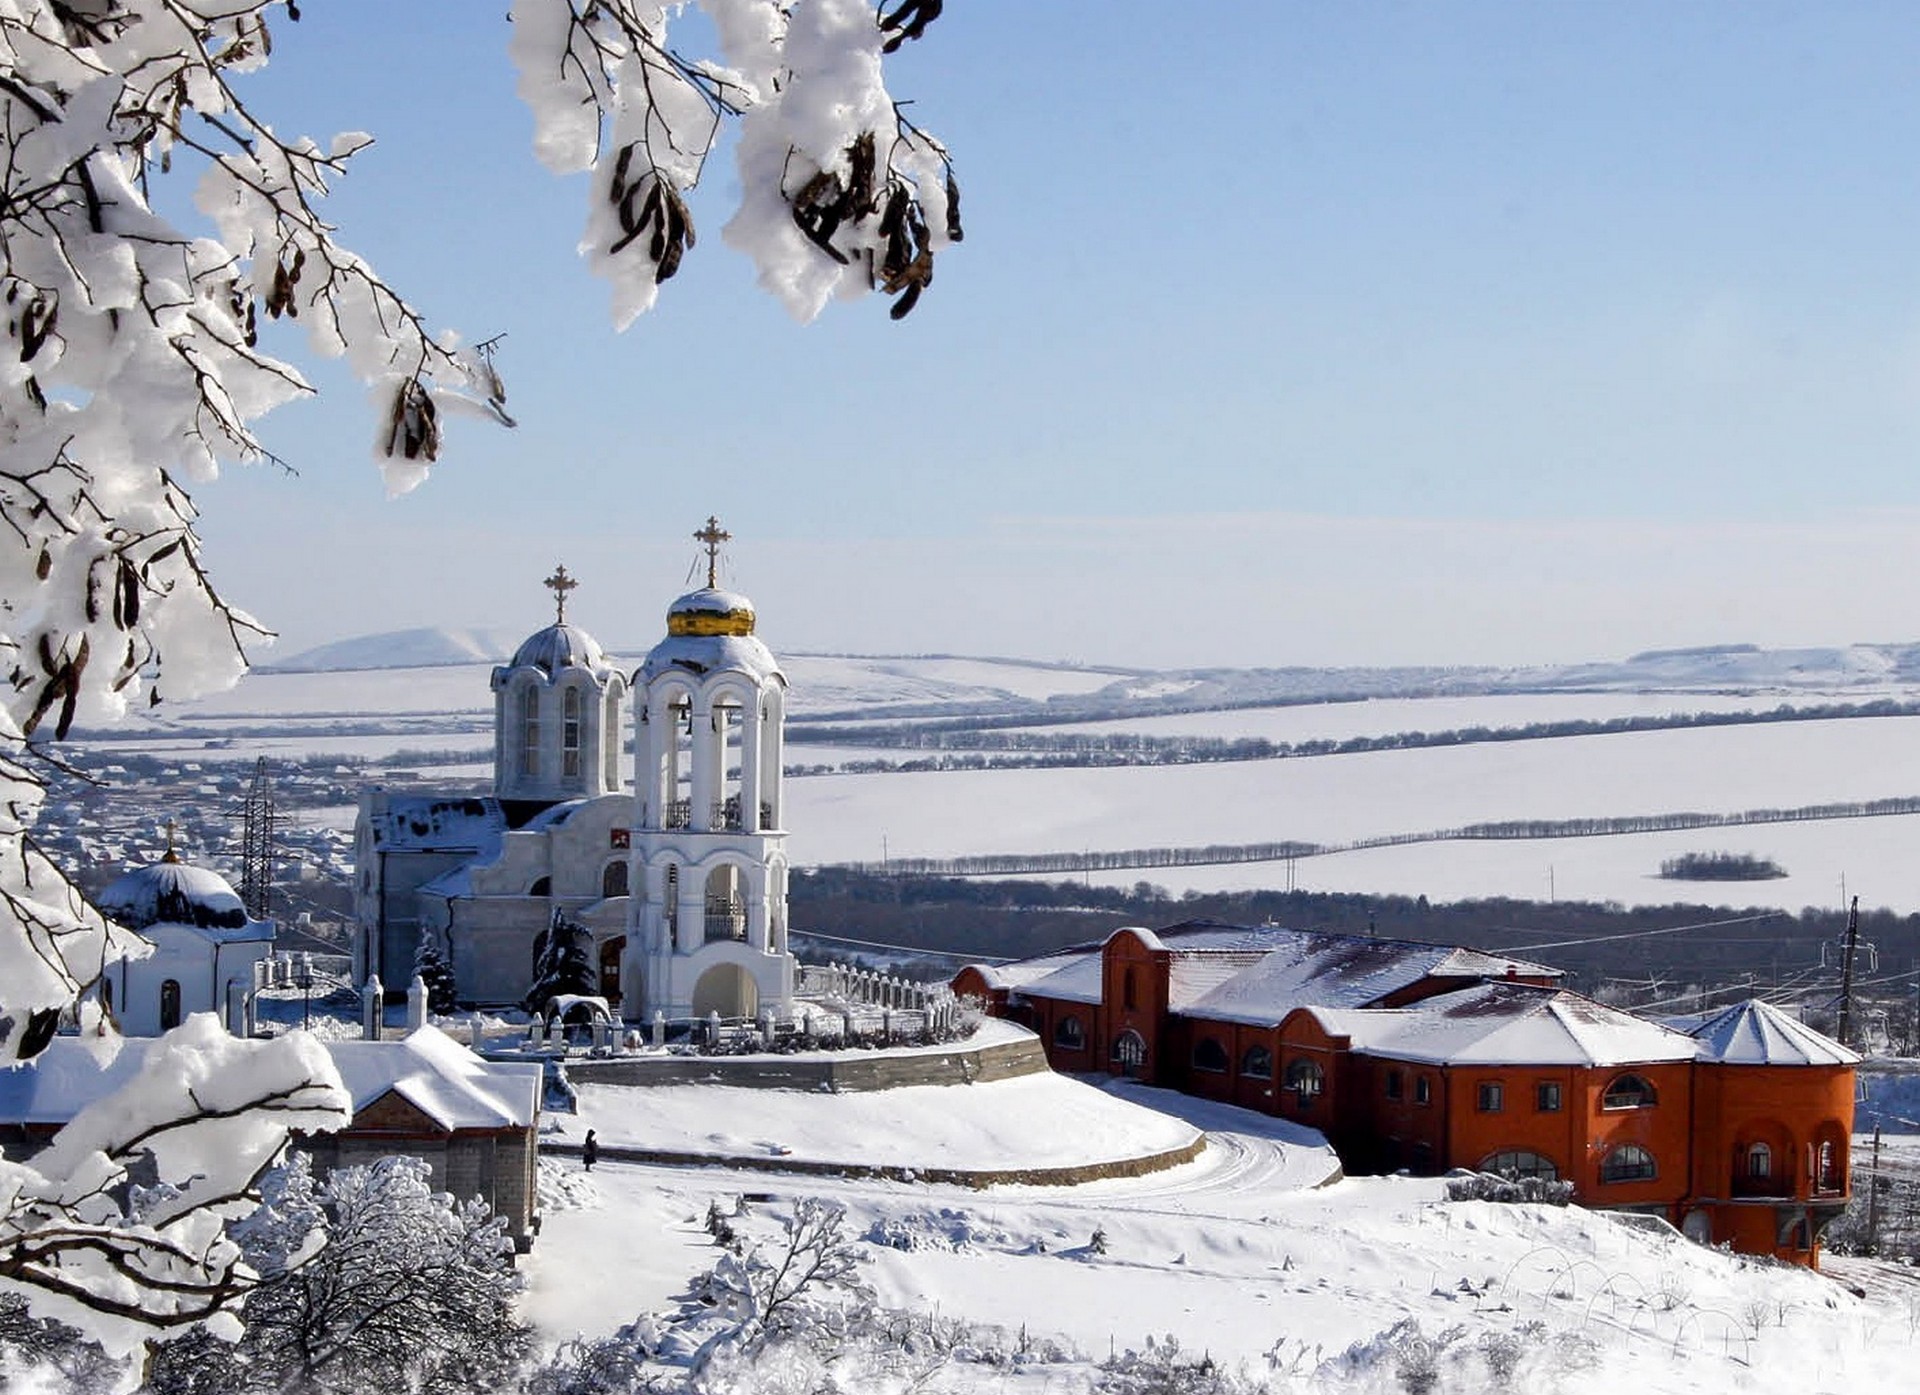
(955, 921, 1856, 1266)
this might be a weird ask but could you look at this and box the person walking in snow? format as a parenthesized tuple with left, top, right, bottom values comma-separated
(582, 1129, 599, 1172)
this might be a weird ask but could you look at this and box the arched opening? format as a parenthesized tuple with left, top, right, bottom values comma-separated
(519, 684, 541, 778)
(562, 686, 583, 781)
(1285, 1057, 1325, 1103)
(704, 864, 746, 943)
(1122, 966, 1139, 1010)
(714, 695, 745, 829)
(664, 863, 679, 944)
(667, 696, 692, 827)
(604, 688, 622, 789)
(1242, 1045, 1274, 1078)
(1192, 1037, 1229, 1073)
(1601, 1073, 1658, 1109)
(1112, 1029, 1147, 1077)
(1479, 1149, 1559, 1180)
(528, 876, 551, 898)
(598, 935, 625, 1005)
(1599, 1143, 1657, 1183)
(1054, 1015, 1086, 1050)
(1811, 1124, 1847, 1195)
(691, 963, 758, 1020)
(602, 860, 629, 899)
(159, 979, 182, 1031)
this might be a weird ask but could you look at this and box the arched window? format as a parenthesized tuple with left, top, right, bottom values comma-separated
(562, 686, 583, 780)
(1599, 1143, 1657, 1183)
(159, 979, 182, 1031)
(664, 864, 680, 938)
(602, 860, 629, 899)
(1122, 966, 1139, 1010)
(101, 978, 113, 1014)
(704, 864, 746, 943)
(1602, 1073, 1657, 1109)
(1285, 1058, 1325, 1100)
(1054, 1016, 1086, 1050)
(529, 876, 551, 897)
(1112, 1029, 1147, 1075)
(1479, 1150, 1559, 1181)
(1814, 1136, 1844, 1194)
(1192, 1038, 1229, 1073)
(520, 685, 541, 778)
(1241, 1045, 1274, 1078)
(1745, 1141, 1772, 1179)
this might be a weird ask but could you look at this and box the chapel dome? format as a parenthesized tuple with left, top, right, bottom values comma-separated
(666, 588, 756, 638)
(508, 622, 608, 675)
(96, 857, 248, 932)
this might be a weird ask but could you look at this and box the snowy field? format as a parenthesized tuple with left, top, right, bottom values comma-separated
(522, 1081, 1916, 1395)
(784, 716, 1920, 852)
(1062, 814, 1916, 914)
(71, 648, 1920, 912)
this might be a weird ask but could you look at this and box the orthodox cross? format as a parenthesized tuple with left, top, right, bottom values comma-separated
(161, 817, 179, 863)
(543, 564, 578, 623)
(693, 516, 731, 588)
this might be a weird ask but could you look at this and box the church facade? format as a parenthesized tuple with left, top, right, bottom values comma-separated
(353, 526, 796, 1022)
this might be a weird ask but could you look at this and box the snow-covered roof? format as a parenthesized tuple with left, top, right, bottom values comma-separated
(1181, 934, 1558, 1026)
(0, 1027, 541, 1134)
(363, 795, 506, 854)
(961, 944, 1102, 992)
(640, 632, 784, 685)
(324, 1026, 542, 1132)
(1016, 951, 1107, 1005)
(1299, 982, 1699, 1068)
(1677, 999, 1859, 1066)
(95, 858, 251, 933)
(501, 622, 613, 677)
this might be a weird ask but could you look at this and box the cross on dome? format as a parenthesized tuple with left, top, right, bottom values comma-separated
(693, 516, 731, 588)
(542, 564, 578, 623)
(161, 817, 180, 864)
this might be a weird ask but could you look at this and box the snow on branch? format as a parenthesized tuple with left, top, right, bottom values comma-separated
(512, 0, 962, 326)
(0, 1018, 349, 1349)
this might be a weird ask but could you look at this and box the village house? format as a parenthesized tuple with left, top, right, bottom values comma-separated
(0, 1025, 544, 1250)
(955, 921, 1857, 1266)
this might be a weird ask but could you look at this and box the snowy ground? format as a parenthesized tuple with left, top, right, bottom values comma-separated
(522, 1081, 1916, 1395)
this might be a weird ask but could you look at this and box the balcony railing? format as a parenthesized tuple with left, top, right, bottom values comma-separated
(712, 797, 745, 832)
(664, 800, 691, 830)
(704, 898, 747, 942)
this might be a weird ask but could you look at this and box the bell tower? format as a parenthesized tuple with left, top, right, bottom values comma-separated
(623, 520, 793, 1021)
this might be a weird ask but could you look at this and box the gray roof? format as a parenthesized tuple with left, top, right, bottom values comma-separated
(1676, 999, 1859, 1066)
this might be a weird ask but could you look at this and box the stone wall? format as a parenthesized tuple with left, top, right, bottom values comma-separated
(564, 1031, 1048, 1093)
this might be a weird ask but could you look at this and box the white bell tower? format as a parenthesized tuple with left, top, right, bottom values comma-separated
(490, 564, 627, 807)
(623, 519, 793, 1021)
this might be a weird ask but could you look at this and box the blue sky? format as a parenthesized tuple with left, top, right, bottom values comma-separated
(193, 2, 1920, 667)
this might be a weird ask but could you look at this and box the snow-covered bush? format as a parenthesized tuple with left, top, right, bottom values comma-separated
(144, 1153, 528, 1395)
(412, 932, 459, 1014)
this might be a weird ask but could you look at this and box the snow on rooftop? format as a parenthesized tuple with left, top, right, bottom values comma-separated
(963, 944, 1102, 992)
(1679, 999, 1859, 1066)
(365, 795, 506, 853)
(640, 633, 784, 684)
(0, 1026, 539, 1134)
(1015, 951, 1106, 1004)
(323, 1026, 541, 1131)
(1304, 982, 1699, 1067)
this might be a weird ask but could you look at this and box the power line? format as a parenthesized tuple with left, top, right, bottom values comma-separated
(791, 929, 1009, 964)
(1502, 911, 1784, 955)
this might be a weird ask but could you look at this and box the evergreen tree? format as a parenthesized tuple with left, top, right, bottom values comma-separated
(414, 932, 460, 1013)
(526, 908, 599, 1014)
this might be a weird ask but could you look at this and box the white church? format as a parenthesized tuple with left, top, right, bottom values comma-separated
(353, 520, 794, 1022)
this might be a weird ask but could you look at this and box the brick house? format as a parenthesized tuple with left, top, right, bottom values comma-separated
(956, 921, 1856, 1266)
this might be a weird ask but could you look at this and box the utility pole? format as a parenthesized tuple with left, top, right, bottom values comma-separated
(1836, 895, 1861, 1048)
(1867, 1126, 1883, 1255)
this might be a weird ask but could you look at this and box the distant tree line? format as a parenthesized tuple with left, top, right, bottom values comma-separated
(785, 698, 1920, 774)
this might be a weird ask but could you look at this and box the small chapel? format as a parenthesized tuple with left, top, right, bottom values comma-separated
(353, 520, 796, 1022)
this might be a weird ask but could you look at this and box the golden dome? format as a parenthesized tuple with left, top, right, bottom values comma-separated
(666, 588, 755, 637)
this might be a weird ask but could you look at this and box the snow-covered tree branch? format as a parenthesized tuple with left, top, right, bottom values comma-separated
(0, 0, 958, 1060)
